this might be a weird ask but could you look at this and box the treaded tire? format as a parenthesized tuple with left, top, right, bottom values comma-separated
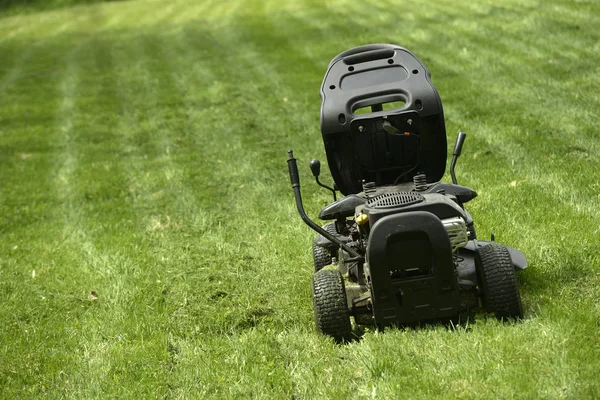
(312, 223, 338, 272)
(312, 269, 352, 342)
(312, 244, 332, 272)
(475, 243, 523, 319)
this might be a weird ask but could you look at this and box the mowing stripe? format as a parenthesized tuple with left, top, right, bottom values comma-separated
(0, 0, 599, 397)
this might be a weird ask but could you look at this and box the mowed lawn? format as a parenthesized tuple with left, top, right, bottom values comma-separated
(0, 0, 599, 397)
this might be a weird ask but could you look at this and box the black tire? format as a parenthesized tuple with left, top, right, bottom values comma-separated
(312, 244, 332, 272)
(312, 223, 338, 272)
(323, 222, 339, 236)
(312, 269, 352, 342)
(475, 243, 523, 319)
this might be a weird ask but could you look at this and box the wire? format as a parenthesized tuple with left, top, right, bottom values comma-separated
(393, 133, 421, 185)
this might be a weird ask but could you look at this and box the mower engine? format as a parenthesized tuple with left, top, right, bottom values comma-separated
(359, 188, 470, 252)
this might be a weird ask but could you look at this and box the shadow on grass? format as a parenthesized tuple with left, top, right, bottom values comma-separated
(341, 312, 479, 344)
(0, 0, 124, 14)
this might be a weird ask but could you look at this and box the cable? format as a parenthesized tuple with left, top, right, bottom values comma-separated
(393, 133, 421, 185)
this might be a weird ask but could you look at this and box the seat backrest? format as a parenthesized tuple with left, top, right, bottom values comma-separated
(320, 44, 447, 195)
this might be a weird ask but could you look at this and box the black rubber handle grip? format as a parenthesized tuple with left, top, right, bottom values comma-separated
(287, 150, 300, 188)
(309, 159, 321, 177)
(453, 132, 467, 157)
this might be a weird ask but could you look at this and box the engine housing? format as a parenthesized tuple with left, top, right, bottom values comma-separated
(363, 191, 464, 226)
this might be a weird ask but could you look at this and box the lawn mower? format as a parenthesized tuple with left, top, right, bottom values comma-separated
(286, 44, 527, 341)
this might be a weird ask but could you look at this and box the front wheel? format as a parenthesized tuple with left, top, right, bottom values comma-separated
(312, 269, 352, 342)
(475, 243, 523, 319)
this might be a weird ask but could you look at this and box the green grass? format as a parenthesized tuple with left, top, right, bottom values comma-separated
(0, 0, 599, 397)
(0, 0, 121, 14)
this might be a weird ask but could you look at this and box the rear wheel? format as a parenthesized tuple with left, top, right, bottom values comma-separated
(312, 223, 339, 272)
(475, 243, 523, 319)
(312, 244, 332, 272)
(312, 269, 352, 342)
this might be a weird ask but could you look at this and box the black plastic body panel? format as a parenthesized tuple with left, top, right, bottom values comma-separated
(425, 183, 478, 204)
(320, 44, 447, 195)
(366, 211, 464, 325)
(318, 195, 366, 220)
(461, 240, 528, 271)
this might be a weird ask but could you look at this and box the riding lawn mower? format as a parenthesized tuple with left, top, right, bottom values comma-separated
(286, 44, 526, 341)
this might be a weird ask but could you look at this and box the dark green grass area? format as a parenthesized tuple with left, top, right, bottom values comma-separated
(0, 0, 121, 14)
(0, 0, 599, 397)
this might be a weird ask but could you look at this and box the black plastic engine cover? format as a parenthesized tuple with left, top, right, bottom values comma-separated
(366, 211, 463, 326)
(364, 192, 465, 227)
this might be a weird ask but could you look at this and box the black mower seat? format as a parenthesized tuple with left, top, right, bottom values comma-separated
(320, 44, 447, 195)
